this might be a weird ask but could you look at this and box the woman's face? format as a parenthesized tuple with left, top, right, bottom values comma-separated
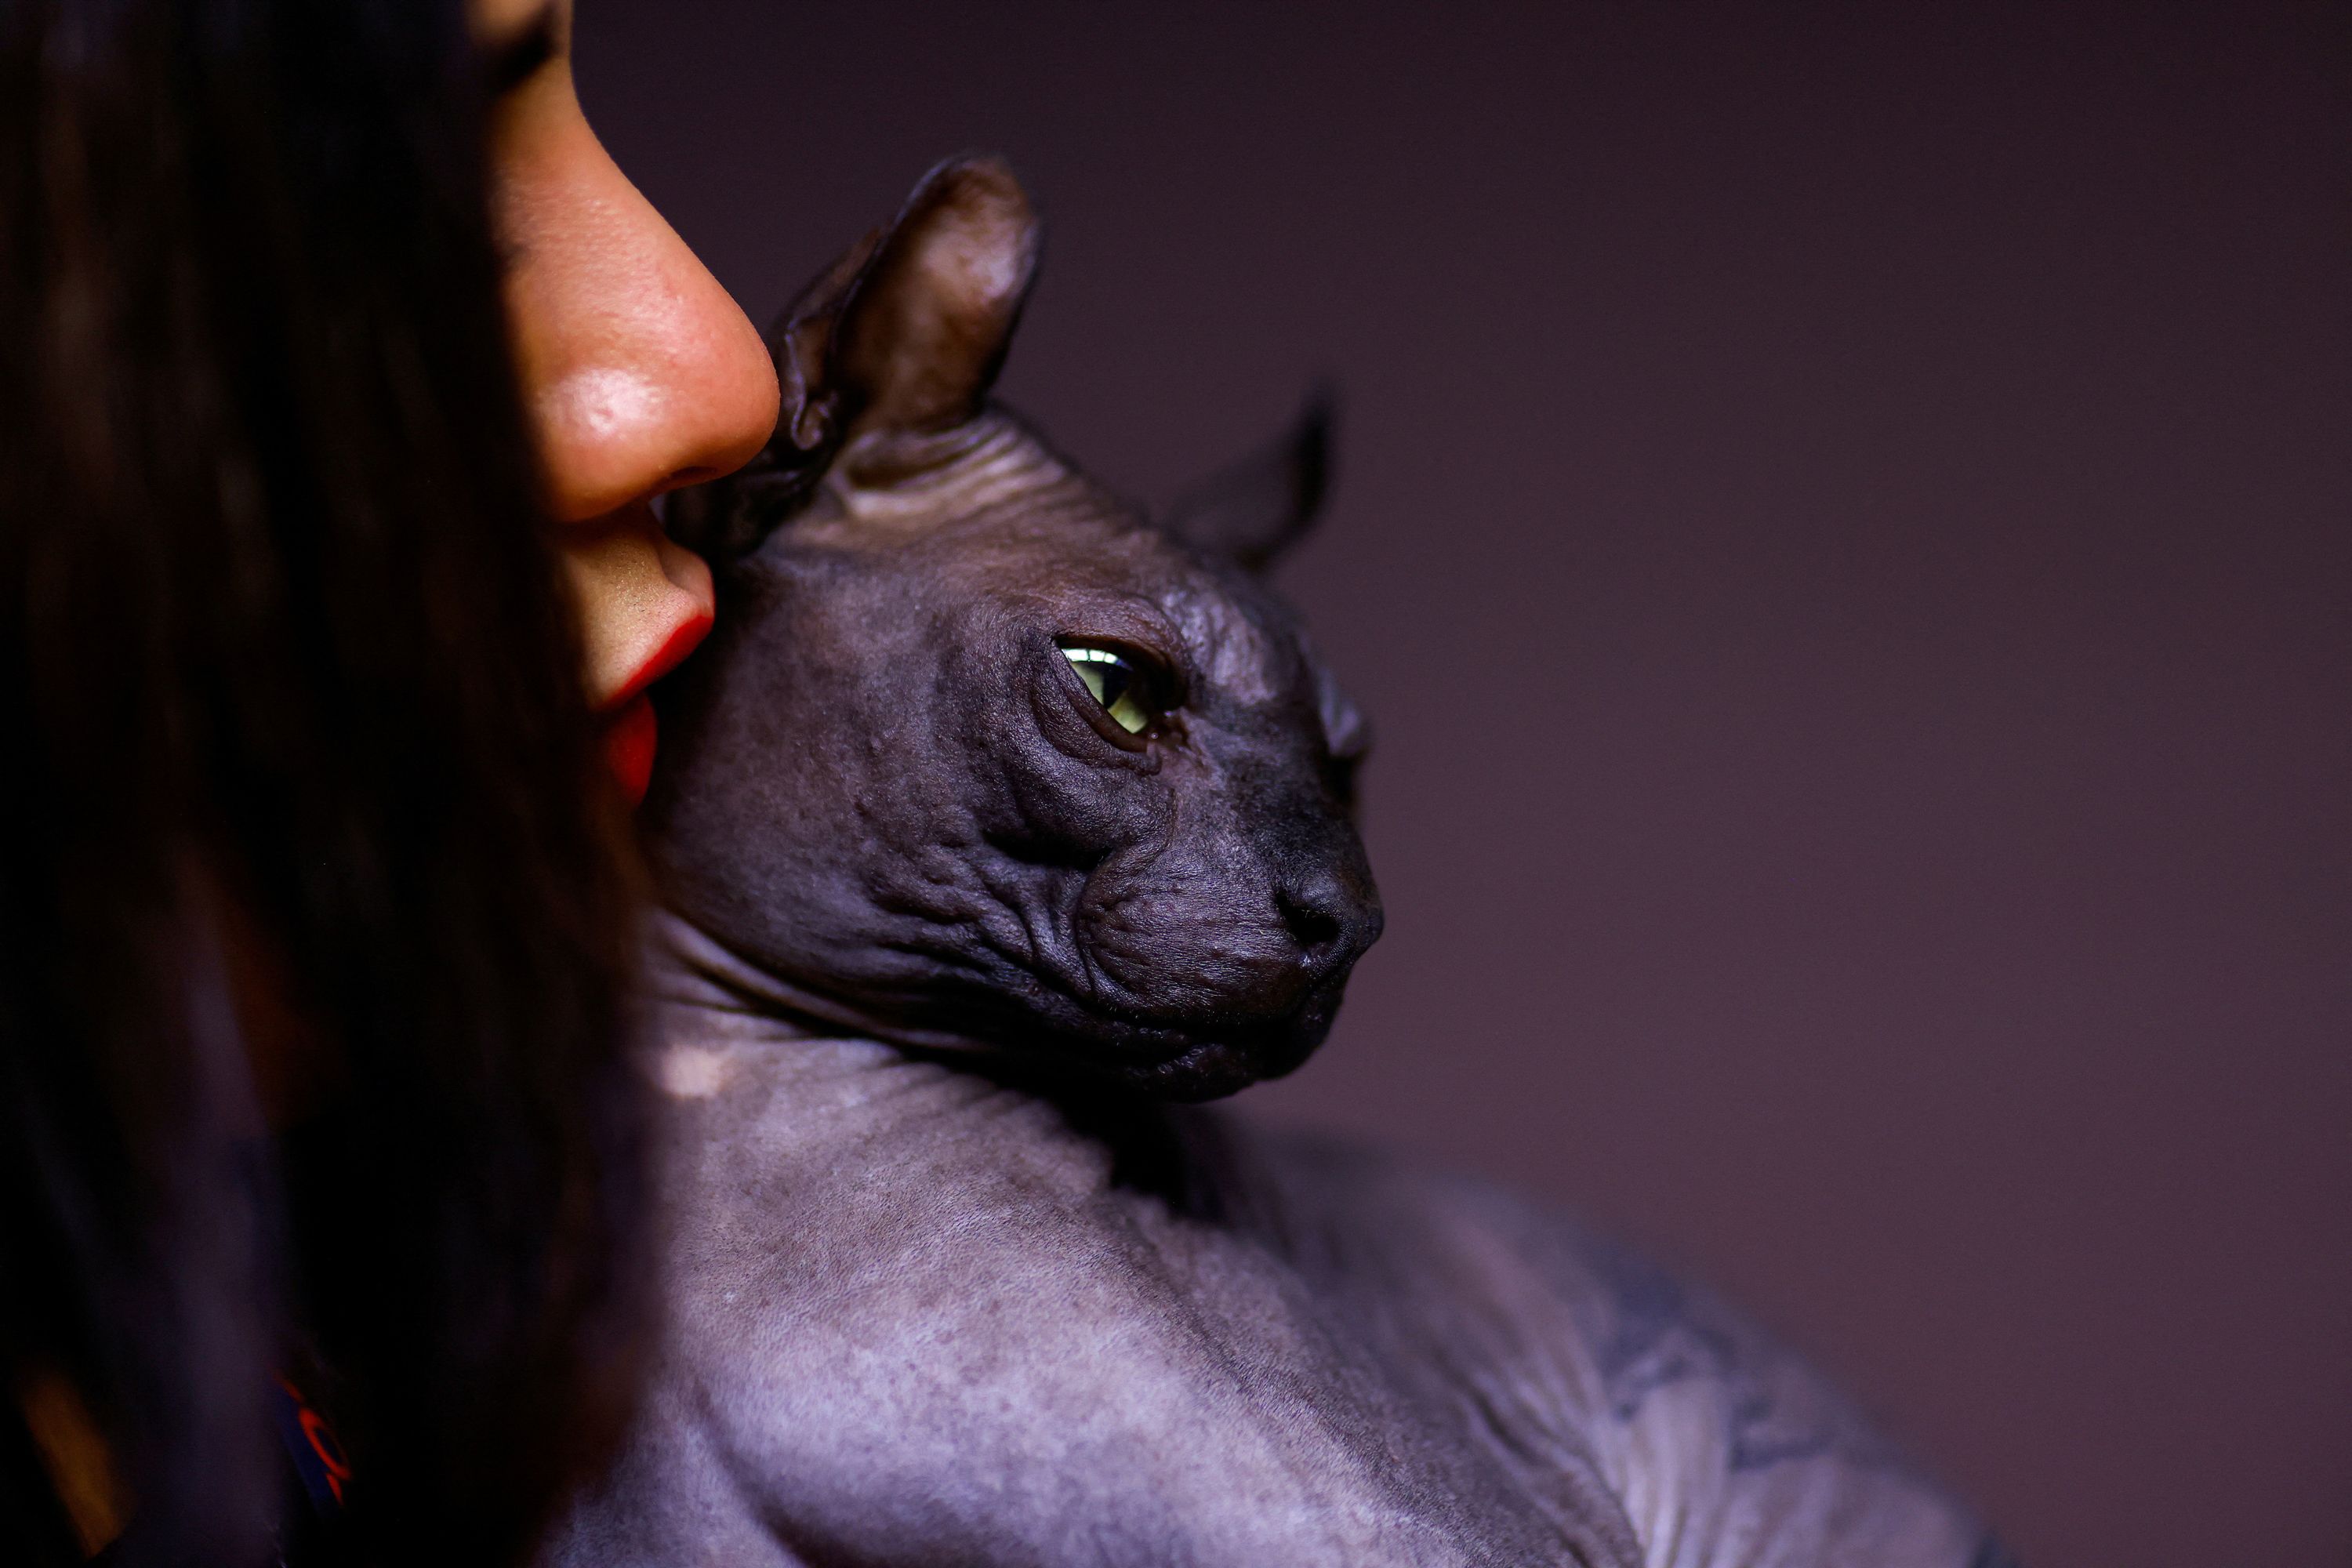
(473, 0, 780, 802)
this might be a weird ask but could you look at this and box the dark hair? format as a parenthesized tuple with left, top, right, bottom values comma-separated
(1, 1, 648, 1563)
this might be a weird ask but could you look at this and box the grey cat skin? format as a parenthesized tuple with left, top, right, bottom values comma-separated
(544, 158, 2009, 1568)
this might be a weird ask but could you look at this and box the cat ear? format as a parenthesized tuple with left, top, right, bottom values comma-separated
(835, 155, 1040, 437)
(1164, 391, 1334, 572)
(664, 230, 878, 560)
(665, 155, 1039, 560)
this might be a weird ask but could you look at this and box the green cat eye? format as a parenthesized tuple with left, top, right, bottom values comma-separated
(1059, 644, 1156, 735)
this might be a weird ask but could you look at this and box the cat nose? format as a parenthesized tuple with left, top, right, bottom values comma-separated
(1274, 869, 1381, 969)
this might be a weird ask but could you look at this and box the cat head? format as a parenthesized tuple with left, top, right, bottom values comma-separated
(651, 157, 1379, 1101)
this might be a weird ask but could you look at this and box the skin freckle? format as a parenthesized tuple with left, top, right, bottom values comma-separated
(655, 1044, 732, 1099)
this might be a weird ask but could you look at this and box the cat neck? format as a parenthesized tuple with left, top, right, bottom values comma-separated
(645, 910, 1003, 1063)
(641, 911, 1210, 1206)
(646, 909, 913, 1044)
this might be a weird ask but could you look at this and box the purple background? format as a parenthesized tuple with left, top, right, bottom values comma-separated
(576, 4, 2350, 1563)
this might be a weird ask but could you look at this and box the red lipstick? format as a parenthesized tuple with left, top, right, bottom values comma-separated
(600, 610, 713, 805)
(604, 693, 659, 806)
(607, 611, 715, 711)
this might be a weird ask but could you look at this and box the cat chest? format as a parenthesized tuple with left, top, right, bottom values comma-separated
(657, 1120, 1599, 1566)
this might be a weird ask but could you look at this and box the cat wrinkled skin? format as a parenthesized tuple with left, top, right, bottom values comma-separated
(544, 158, 2005, 1568)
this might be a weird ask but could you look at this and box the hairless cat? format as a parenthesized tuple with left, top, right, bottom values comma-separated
(545, 158, 2013, 1568)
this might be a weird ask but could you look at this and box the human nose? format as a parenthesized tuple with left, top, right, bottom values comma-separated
(497, 101, 780, 525)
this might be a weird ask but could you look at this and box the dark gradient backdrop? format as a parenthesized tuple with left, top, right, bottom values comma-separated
(574, 5, 2350, 1564)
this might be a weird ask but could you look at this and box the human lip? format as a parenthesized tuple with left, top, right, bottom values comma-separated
(603, 693, 659, 807)
(597, 610, 710, 807)
(600, 607, 714, 714)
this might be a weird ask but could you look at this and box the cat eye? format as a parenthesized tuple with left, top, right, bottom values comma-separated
(1058, 643, 1161, 735)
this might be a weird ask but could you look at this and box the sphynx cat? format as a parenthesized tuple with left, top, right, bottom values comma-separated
(543, 158, 2011, 1568)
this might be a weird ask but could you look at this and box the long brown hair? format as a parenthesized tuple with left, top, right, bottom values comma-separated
(1, 0, 648, 1562)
